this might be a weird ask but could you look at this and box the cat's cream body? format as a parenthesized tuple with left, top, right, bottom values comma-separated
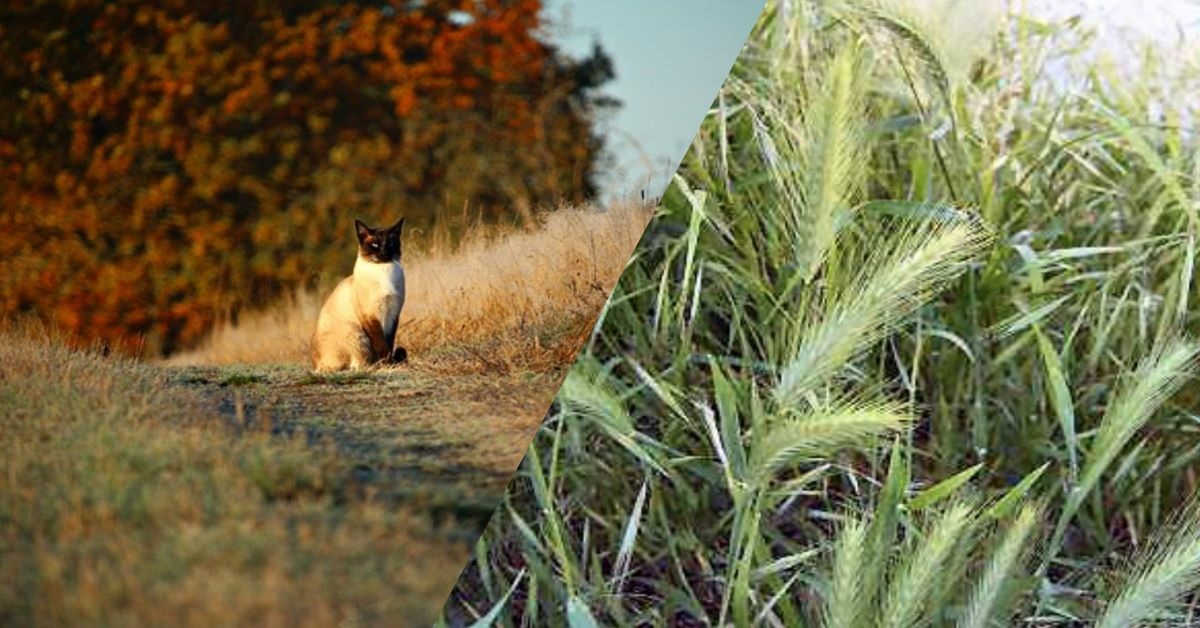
(311, 218, 407, 373)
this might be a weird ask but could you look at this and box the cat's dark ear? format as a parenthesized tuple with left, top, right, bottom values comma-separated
(390, 217, 405, 235)
(355, 219, 371, 243)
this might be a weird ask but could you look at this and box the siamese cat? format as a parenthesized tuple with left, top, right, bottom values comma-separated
(311, 217, 407, 372)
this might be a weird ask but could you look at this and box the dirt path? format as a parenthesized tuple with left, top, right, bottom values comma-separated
(165, 362, 558, 541)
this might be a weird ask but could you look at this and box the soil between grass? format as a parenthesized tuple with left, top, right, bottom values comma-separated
(165, 362, 559, 540)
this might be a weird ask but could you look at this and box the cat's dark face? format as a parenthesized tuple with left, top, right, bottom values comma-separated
(355, 217, 404, 264)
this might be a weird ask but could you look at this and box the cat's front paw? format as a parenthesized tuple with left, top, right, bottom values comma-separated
(389, 345, 408, 364)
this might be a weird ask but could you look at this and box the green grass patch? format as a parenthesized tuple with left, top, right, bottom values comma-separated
(443, 2, 1200, 625)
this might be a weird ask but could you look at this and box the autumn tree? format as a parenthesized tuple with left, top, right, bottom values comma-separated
(0, 0, 617, 355)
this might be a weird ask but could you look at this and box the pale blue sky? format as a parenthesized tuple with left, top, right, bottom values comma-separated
(539, 1, 1199, 202)
(1027, 0, 1200, 39)
(541, 1, 764, 202)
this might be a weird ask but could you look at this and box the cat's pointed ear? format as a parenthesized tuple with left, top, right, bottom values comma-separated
(390, 217, 405, 234)
(355, 219, 371, 243)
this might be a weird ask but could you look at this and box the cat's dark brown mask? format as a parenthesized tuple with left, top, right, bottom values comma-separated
(355, 217, 404, 264)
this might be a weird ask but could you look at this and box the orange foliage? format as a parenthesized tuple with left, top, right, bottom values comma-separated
(0, 0, 616, 356)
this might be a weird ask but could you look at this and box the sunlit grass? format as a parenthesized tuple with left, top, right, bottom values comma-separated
(0, 196, 655, 625)
(168, 201, 653, 375)
(0, 325, 465, 626)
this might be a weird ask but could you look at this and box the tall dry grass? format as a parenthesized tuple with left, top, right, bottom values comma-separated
(168, 202, 653, 373)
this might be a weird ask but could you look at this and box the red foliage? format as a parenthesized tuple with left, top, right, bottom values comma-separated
(0, 0, 613, 355)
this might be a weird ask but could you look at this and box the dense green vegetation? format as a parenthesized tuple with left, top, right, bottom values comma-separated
(444, 1, 1200, 625)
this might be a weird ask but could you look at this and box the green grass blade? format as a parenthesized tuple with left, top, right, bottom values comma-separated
(1033, 324, 1079, 481)
(986, 462, 1050, 521)
(466, 569, 527, 628)
(910, 463, 983, 512)
(566, 596, 600, 628)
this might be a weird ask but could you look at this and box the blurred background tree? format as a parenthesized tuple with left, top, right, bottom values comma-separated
(0, 0, 618, 356)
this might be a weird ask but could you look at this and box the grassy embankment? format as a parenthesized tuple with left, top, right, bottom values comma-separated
(445, 2, 1200, 626)
(1, 201, 651, 626)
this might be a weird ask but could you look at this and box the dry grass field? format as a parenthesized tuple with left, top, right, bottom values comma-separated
(170, 202, 652, 373)
(0, 201, 652, 626)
